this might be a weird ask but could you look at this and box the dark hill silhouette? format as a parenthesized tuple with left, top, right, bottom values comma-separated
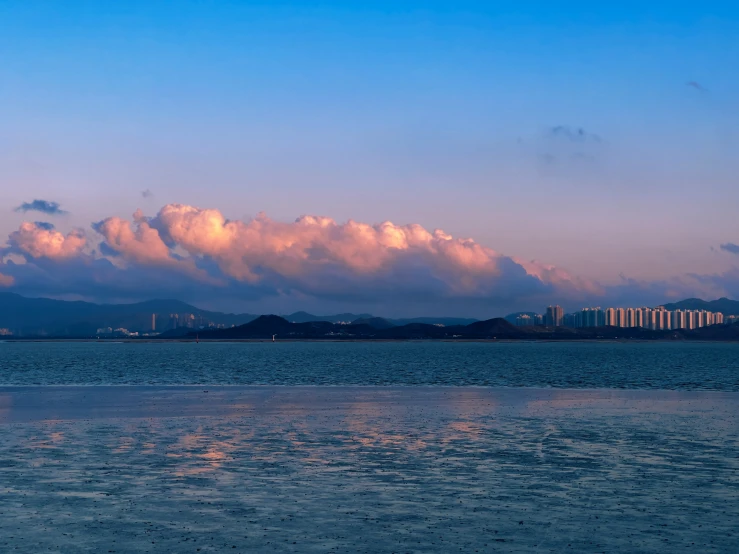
(661, 297, 739, 315)
(352, 317, 396, 329)
(283, 312, 477, 326)
(284, 311, 372, 323)
(197, 315, 379, 339)
(464, 318, 522, 337)
(679, 321, 739, 340)
(389, 317, 478, 326)
(503, 312, 538, 324)
(374, 323, 452, 339)
(200, 315, 297, 339)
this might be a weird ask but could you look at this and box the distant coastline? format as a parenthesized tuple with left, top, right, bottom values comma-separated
(3, 292, 739, 341)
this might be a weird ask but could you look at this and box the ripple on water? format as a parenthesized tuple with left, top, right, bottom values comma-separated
(0, 386, 736, 552)
(0, 341, 739, 390)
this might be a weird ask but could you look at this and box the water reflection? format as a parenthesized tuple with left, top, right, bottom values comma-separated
(0, 387, 736, 553)
(164, 424, 250, 476)
(342, 396, 429, 452)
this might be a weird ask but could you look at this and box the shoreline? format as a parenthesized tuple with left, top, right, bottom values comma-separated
(1, 383, 737, 392)
(4, 337, 739, 343)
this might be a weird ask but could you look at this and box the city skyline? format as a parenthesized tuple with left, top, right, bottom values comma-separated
(516, 304, 733, 331)
(1, 2, 739, 315)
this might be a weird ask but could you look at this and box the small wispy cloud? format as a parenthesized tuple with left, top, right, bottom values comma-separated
(686, 81, 708, 92)
(530, 125, 605, 172)
(141, 189, 154, 199)
(33, 222, 55, 231)
(720, 243, 739, 255)
(547, 125, 602, 144)
(14, 199, 67, 215)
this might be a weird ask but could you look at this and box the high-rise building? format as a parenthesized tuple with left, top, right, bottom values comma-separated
(634, 308, 645, 328)
(696, 311, 706, 328)
(654, 307, 670, 330)
(545, 305, 564, 327)
(645, 308, 657, 330)
(605, 308, 617, 327)
(151, 314, 156, 331)
(686, 310, 696, 330)
(626, 308, 636, 328)
(615, 308, 626, 328)
(671, 310, 686, 329)
(634, 308, 645, 329)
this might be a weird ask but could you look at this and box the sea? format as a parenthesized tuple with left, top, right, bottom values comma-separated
(0, 340, 738, 389)
(0, 342, 737, 553)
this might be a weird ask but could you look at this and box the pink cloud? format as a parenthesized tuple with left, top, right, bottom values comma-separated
(146, 204, 527, 292)
(90, 203, 594, 298)
(95, 216, 175, 266)
(0, 272, 14, 287)
(94, 212, 222, 284)
(8, 222, 87, 260)
(513, 258, 603, 295)
(4, 203, 680, 311)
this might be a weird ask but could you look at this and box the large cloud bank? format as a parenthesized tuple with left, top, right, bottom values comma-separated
(90, 205, 593, 295)
(0, 203, 735, 313)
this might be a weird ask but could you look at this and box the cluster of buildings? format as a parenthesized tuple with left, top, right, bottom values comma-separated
(164, 313, 226, 331)
(513, 305, 737, 331)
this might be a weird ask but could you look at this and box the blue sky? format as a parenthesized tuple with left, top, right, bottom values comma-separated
(1, 1, 738, 314)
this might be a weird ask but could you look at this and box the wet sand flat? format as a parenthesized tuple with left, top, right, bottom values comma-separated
(0, 387, 737, 552)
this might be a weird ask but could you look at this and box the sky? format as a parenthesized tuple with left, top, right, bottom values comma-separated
(1, 1, 739, 316)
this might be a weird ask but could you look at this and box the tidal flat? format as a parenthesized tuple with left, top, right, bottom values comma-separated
(0, 386, 737, 553)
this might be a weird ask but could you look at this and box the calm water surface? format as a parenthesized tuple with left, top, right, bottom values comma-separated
(1, 343, 737, 552)
(0, 341, 737, 389)
(0, 387, 737, 553)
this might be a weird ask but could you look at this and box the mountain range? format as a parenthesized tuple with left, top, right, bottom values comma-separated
(173, 315, 533, 340)
(0, 293, 476, 336)
(170, 314, 739, 341)
(283, 311, 477, 327)
(660, 297, 739, 315)
(1, 292, 738, 338)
